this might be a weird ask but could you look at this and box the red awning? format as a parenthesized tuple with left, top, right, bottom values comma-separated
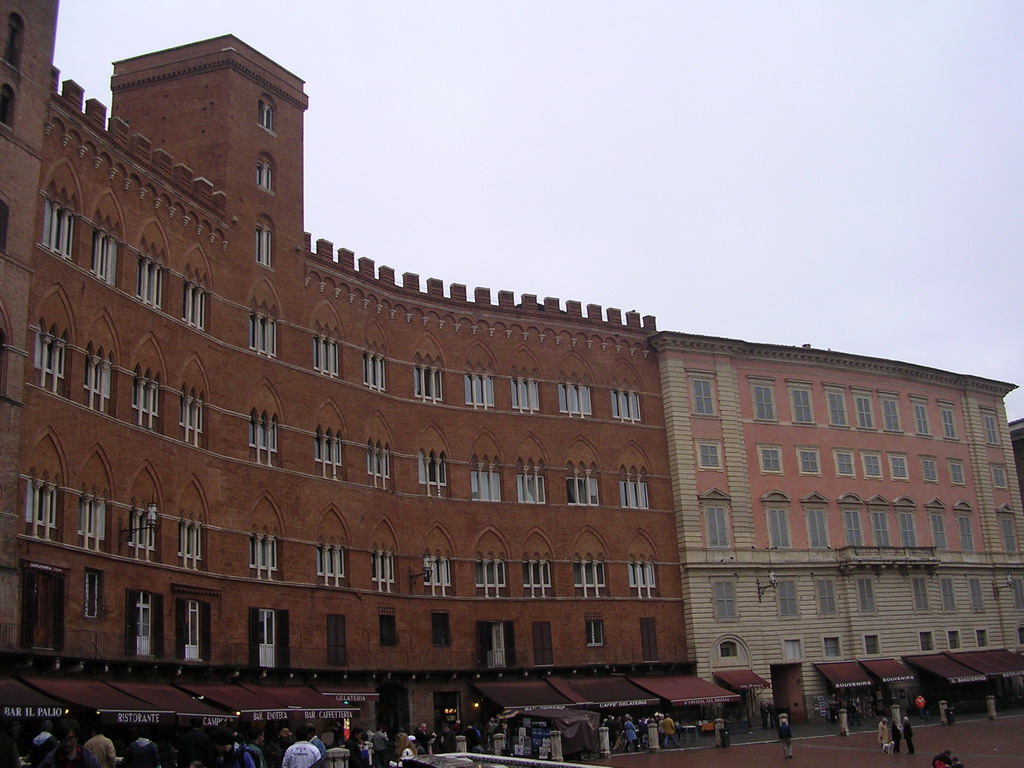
(314, 683, 379, 703)
(628, 675, 739, 706)
(859, 659, 916, 684)
(714, 669, 770, 691)
(105, 682, 235, 727)
(904, 654, 987, 684)
(472, 680, 575, 710)
(546, 677, 660, 709)
(21, 677, 173, 724)
(238, 684, 359, 719)
(177, 683, 296, 722)
(1, 678, 67, 719)
(814, 662, 873, 689)
(947, 650, 1024, 678)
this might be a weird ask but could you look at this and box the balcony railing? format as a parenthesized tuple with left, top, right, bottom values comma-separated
(835, 545, 939, 570)
(0, 622, 689, 674)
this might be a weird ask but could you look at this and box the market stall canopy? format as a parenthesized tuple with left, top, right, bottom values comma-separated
(105, 682, 234, 727)
(514, 708, 600, 756)
(814, 662, 873, 689)
(1, 678, 66, 719)
(904, 654, 987, 684)
(545, 677, 660, 709)
(627, 675, 739, 706)
(472, 680, 574, 710)
(21, 676, 173, 724)
(237, 683, 359, 720)
(859, 659, 916, 684)
(947, 650, 1024, 678)
(714, 669, 770, 691)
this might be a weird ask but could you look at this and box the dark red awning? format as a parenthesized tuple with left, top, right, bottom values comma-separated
(904, 654, 987, 684)
(947, 650, 1024, 678)
(814, 662, 873, 689)
(21, 677, 172, 724)
(313, 683, 379, 703)
(628, 675, 739, 706)
(106, 682, 235, 727)
(238, 684, 358, 720)
(546, 677, 660, 709)
(472, 680, 574, 710)
(714, 669, 770, 691)
(1, 678, 66, 719)
(859, 659, 916, 684)
(177, 683, 294, 722)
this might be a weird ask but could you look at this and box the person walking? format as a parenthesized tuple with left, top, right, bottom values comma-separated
(83, 726, 115, 768)
(623, 716, 638, 753)
(124, 729, 161, 768)
(778, 715, 793, 759)
(280, 726, 320, 768)
(901, 717, 914, 754)
(877, 718, 889, 752)
(916, 694, 929, 721)
(891, 717, 902, 754)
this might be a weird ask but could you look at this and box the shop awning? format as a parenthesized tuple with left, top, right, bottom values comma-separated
(472, 680, 574, 710)
(21, 677, 173, 724)
(546, 677, 660, 709)
(904, 654, 987, 684)
(814, 662, 873, 689)
(628, 675, 739, 706)
(238, 684, 359, 720)
(177, 683, 298, 722)
(948, 650, 1024, 678)
(859, 659, 916, 684)
(105, 682, 235, 727)
(714, 669, 770, 691)
(1, 678, 67, 719)
(314, 683, 379, 703)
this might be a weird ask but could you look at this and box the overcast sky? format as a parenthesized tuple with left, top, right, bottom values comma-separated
(53, 1, 1024, 420)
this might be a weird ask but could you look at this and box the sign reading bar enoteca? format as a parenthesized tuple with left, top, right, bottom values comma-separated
(248, 709, 357, 722)
(4, 705, 65, 719)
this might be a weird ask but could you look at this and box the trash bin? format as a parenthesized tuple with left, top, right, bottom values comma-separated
(947, 708, 955, 726)
(720, 730, 730, 748)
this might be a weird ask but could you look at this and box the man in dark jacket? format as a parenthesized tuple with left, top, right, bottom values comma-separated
(31, 721, 59, 768)
(39, 719, 101, 768)
(180, 719, 214, 768)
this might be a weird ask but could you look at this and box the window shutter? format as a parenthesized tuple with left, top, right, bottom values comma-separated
(277, 609, 290, 668)
(640, 617, 658, 661)
(125, 589, 138, 655)
(504, 620, 516, 666)
(476, 621, 489, 667)
(175, 598, 185, 660)
(152, 593, 164, 658)
(200, 601, 212, 661)
(327, 614, 347, 666)
(532, 621, 552, 666)
(20, 569, 36, 648)
(248, 607, 259, 666)
(53, 575, 65, 652)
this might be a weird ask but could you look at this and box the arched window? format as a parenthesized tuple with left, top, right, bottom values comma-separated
(248, 410, 278, 466)
(314, 426, 343, 479)
(366, 439, 390, 488)
(0, 83, 12, 126)
(257, 98, 274, 131)
(418, 449, 447, 496)
(4, 14, 23, 69)
(256, 157, 273, 191)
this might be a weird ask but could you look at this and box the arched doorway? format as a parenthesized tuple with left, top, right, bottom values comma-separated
(376, 681, 410, 732)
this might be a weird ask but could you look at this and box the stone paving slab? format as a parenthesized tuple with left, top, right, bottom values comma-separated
(595, 714, 1024, 768)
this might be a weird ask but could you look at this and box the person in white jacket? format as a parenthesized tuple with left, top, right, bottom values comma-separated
(282, 726, 321, 768)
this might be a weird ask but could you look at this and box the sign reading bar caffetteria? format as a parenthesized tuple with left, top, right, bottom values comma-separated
(3, 705, 65, 719)
(248, 709, 357, 722)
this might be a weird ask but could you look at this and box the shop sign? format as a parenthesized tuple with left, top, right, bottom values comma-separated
(3, 705, 65, 718)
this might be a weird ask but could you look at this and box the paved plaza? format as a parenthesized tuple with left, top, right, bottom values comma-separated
(597, 714, 1024, 768)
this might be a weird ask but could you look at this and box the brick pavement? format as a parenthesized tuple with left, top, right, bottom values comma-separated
(595, 714, 1024, 768)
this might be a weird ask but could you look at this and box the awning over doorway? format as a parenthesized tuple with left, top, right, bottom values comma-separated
(21, 676, 173, 724)
(105, 682, 234, 727)
(904, 654, 987, 684)
(237, 683, 359, 720)
(947, 650, 1024, 678)
(545, 677, 660, 709)
(472, 680, 574, 710)
(859, 659, 916, 684)
(177, 683, 296, 722)
(0, 678, 66, 719)
(628, 675, 739, 706)
(814, 662, 873, 689)
(714, 669, 770, 691)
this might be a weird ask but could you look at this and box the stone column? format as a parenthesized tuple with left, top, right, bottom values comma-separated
(714, 718, 725, 747)
(939, 700, 948, 725)
(838, 708, 849, 736)
(550, 730, 563, 761)
(327, 748, 347, 768)
(889, 703, 901, 726)
(647, 720, 661, 752)
(598, 726, 610, 758)
(455, 735, 467, 753)
(986, 694, 997, 720)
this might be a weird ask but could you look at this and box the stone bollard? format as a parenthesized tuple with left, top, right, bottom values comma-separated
(647, 720, 661, 752)
(455, 735, 467, 753)
(986, 694, 997, 720)
(838, 708, 849, 736)
(599, 726, 610, 758)
(550, 730, 563, 761)
(492, 732, 506, 756)
(714, 718, 725, 747)
(939, 700, 948, 725)
(890, 703, 901, 728)
(327, 748, 347, 768)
